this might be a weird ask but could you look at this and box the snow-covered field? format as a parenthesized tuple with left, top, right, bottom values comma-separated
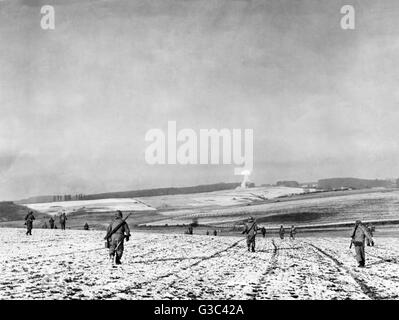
(20, 187, 311, 227)
(143, 186, 307, 213)
(24, 187, 307, 217)
(138, 186, 310, 226)
(144, 189, 399, 227)
(24, 198, 156, 215)
(1, 228, 398, 299)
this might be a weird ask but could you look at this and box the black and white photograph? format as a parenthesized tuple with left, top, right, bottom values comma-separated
(1, 0, 399, 306)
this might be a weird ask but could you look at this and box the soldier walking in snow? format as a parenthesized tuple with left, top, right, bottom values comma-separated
(350, 220, 374, 267)
(24, 211, 35, 236)
(84, 222, 89, 230)
(289, 225, 297, 240)
(49, 217, 55, 229)
(242, 216, 258, 252)
(261, 227, 266, 238)
(59, 212, 67, 230)
(279, 225, 285, 239)
(104, 210, 131, 265)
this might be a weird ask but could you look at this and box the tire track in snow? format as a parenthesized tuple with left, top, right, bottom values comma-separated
(153, 239, 245, 284)
(163, 237, 276, 299)
(162, 239, 277, 299)
(165, 240, 245, 289)
(306, 242, 383, 300)
(367, 252, 399, 265)
(318, 239, 399, 266)
(98, 239, 245, 299)
(250, 239, 279, 300)
(315, 241, 399, 285)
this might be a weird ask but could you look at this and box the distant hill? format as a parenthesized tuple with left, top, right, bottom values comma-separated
(17, 195, 54, 204)
(82, 182, 242, 200)
(276, 181, 300, 188)
(318, 177, 395, 190)
(0, 201, 48, 222)
(17, 182, 242, 204)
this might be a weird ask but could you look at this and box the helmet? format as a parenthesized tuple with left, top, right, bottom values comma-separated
(115, 210, 123, 219)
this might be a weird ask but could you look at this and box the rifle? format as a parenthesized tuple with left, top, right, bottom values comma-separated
(349, 224, 359, 249)
(242, 221, 257, 241)
(104, 213, 131, 248)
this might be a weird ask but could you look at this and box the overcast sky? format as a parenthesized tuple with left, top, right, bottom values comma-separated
(1, 0, 399, 200)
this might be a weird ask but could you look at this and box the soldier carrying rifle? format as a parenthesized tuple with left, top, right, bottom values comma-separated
(104, 210, 131, 265)
(242, 216, 259, 252)
(24, 211, 35, 236)
(350, 220, 374, 268)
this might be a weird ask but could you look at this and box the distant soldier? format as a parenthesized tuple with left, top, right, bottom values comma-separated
(261, 227, 266, 238)
(366, 224, 375, 246)
(213, 229, 217, 236)
(49, 217, 55, 229)
(188, 225, 193, 235)
(105, 210, 131, 265)
(206, 230, 209, 235)
(290, 225, 297, 240)
(350, 220, 374, 267)
(279, 225, 285, 239)
(59, 212, 67, 230)
(24, 211, 35, 236)
(84, 222, 89, 230)
(242, 216, 258, 252)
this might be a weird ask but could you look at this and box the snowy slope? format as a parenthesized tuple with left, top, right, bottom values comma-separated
(24, 198, 156, 215)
